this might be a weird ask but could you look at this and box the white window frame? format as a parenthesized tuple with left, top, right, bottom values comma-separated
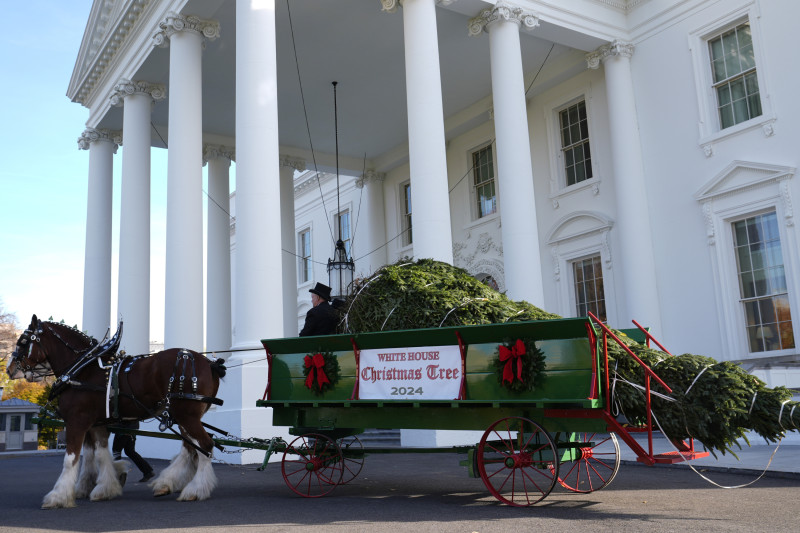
(297, 225, 313, 287)
(546, 211, 618, 326)
(688, 3, 775, 154)
(333, 206, 353, 258)
(571, 254, 608, 322)
(544, 88, 601, 199)
(695, 161, 798, 360)
(399, 181, 413, 249)
(469, 141, 498, 221)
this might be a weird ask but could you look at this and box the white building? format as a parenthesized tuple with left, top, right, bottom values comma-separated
(70, 0, 799, 457)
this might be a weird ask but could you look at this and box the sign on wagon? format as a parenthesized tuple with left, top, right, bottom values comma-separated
(358, 345, 462, 400)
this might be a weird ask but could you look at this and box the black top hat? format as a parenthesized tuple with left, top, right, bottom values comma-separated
(309, 282, 332, 301)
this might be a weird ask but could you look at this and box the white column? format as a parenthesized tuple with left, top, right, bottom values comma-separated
(78, 128, 118, 339)
(155, 14, 220, 350)
(204, 145, 234, 354)
(355, 170, 388, 275)
(587, 41, 662, 332)
(110, 80, 165, 356)
(280, 156, 305, 338)
(469, 3, 544, 306)
(384, 0, 453, 264)
(204, 0, 286, 464)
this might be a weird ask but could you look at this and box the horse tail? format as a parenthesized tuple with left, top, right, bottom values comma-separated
(210, 358, 227, 379)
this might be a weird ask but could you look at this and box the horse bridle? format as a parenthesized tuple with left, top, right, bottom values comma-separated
(10, 320, 53, 379)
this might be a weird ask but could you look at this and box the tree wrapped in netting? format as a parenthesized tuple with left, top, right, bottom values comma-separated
(338, 258, 799, 456)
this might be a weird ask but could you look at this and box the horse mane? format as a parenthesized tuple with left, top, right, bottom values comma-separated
(42, 321, 98, 349)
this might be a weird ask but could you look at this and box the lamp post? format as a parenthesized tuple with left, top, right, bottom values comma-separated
(327, 81, 355, 301)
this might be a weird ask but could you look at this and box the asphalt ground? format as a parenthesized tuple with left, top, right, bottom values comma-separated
(1, 450, 798, 533)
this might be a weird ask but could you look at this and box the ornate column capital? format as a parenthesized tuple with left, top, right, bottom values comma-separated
(279, 155, 306, 172)
(355, 170, 387, 188)
(110, 79, 166, 107)
(586, 40, 634, 69)
(153, 12, 220, 47)
(78, 128, 122, 151)
(468, 1, 539, 36)
(381, 0, 458, 14)
(203, 144, 235, 164)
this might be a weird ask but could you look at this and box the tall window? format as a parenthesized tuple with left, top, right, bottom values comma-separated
(472, 145, 496, 218)
(336, 210, 351, 257)
(733, 212, 795, 352)
(709, 21, 761, 129)
(298, 229, 312, 283)
(573, 255, 606, 321)
(559, 100, 592, 186)
(402, 183, 413, 246)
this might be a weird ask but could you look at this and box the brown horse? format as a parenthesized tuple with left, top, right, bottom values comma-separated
(7, 314, 226, 509)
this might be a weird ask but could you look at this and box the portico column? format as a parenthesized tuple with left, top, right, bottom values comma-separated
(78, 128, 119, 339)
(587, 41, 662, 331)
(382, 0, 453, 264)
(155, 13, 220, 350)
(355, 170, 388, 275)
(205, 0, 284, 463)
(280, 156, 305, 338)
(468, 2, 544, 306)
(110, 80, 166, 356)
(204, 144, 234, 354)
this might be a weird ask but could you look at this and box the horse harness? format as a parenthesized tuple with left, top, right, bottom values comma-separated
(22, 322, 224, 457)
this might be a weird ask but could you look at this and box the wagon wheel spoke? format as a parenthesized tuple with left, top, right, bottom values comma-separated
(337, 435, 365, 485)
(554, 432, 620, 494)
(281, 434, 344, 498)
(476, 417, 557, 507)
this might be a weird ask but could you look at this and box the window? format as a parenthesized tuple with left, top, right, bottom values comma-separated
(24, 413, 34, 431)
(559, 100, 592, 186)
(472, 145, 496, 218)
(298, 229, 312, 284)
(709, 22, 761, 129)
(733, 212, 794, 352)
(573, 255, 606, 322)
(336, 210, 351, 257)
(402, 182, 413, 246)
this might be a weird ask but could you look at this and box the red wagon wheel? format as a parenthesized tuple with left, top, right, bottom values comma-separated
(554, 432, 620, 493)
(477, 417, 558, 506)
(281, 433, 344, 497)
(337, 435, 365, 485)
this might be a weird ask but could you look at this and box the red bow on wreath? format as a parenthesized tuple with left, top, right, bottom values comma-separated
(499, 339, 526, 385)
(304, 353, 331, 390)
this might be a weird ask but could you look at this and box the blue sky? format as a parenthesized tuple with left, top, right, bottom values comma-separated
(0, 2, 170, 340)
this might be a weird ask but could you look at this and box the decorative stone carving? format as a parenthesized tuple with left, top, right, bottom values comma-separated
(703, 143, 714, 157)
(380, 0, 400, 13)
(552, 199, 559, 209)
(203, 144, 235, 163)
(702, 201, 716, 245)
(762, 121, 776, 137)
(550, 245, 560, 282)
(468, 1, 539, 36)
(78, 128, 121, 151)
(109, 79, 166, 107)
(279, 155, 306, 172)
(153, 12, 220, 47)
(355, 170, 386, 189)
(586, 40, 635, 69)
(780, 178, 794, 227)
(591, 184, 600, 196)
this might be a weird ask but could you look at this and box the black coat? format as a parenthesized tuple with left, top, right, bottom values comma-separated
(299, 301, 339, 336)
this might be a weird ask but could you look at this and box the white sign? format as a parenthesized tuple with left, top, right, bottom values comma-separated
(358, 345, 463, 400)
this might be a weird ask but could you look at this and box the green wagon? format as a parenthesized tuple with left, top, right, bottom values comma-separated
(256, 315, 707, 506)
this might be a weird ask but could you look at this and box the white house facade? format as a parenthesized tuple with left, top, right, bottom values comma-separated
(70, 0, 800, 458)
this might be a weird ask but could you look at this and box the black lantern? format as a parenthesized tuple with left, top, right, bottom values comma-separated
(326, 81, 355, 301)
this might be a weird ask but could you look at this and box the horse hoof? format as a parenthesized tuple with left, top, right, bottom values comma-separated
(177, 493, 198, 502)
(153, 486, 171, 497)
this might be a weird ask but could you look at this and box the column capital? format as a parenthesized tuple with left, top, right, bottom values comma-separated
(203, 143, 235, 164)
(355, 170, 387, 188)
(279, 155, 306, 172)
(468, 1, 539, 37)
(110, 79, 166, 107)
(381, 0, 458, 14)
(78, 128, 122, 151)
(586, 40, 634, 69)
(153, 12, 220, 48)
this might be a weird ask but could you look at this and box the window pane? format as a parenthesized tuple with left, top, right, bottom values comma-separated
(753, 269, 768, 296)
(732, 97, 749, 124)
(759, 298, 776, 324)
(779, 321, 795, 349)
(722, 31, 741, 76)
(736, 245, 752, 272)
(744, 300, 760, 326)
(740, 271, 755, 298)
(775, 295, 792, 322)
(719, 103, 734, 129)
(749, 243, 764, 270)
(762, 324, 781, 351)
(747, 326, 762, 352)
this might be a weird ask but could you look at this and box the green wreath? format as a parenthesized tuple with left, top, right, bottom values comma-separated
(302, 350, 341, 395)
(493, 338, 546, 394)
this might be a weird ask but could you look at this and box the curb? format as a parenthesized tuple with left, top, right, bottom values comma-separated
(620, 459, 800, 481)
